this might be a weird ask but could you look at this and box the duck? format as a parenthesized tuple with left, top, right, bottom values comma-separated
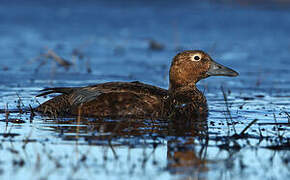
(35, 50, 238, 119)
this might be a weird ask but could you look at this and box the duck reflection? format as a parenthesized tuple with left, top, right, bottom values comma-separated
(42, 116, 209, 177)
(166, 119, 209, 177)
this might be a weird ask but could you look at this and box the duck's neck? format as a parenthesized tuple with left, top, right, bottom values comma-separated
(168, 82, 207, 113)
(168, 82, 198, 94)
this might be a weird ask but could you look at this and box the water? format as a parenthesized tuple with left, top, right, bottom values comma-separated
(0, 0, 289, 179)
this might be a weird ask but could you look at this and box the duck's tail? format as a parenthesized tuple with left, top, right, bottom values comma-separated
(0, 88, 74, 118)
(36, 87, 75, 97)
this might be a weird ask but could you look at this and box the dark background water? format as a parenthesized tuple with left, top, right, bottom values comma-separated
(0, 0, 289, 179)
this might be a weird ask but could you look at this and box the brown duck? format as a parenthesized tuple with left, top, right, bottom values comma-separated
(35, 50, 238, 119)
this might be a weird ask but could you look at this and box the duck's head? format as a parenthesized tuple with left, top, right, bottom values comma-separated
(169, 50, 238, 90)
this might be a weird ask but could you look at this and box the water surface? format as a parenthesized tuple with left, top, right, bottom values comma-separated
(0, 0, 289, 179)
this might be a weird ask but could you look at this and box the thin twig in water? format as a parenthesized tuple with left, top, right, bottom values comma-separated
(284, 112, 290, 123)
(108, 140, 118, 160)
(22, 129, 33, 149)
(221, 86, 237, 134)
(273, 113, 280, 138)
(240, 119, 258, 135)
(45, 50, 72, 69)
(75, 106, 82, 161)
(16, 93, 24, 114)
(29, 49, 72, 73)
(258, 126, 264, 139)
(29, 104, 35, 122)
(85, 58, 92, 73)
(5, 103, 9, 126)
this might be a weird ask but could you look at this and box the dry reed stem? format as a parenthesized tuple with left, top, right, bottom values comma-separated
(45, 50, 72, 69)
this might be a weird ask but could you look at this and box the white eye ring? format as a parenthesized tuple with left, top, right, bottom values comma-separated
(190, 54, 202, 61)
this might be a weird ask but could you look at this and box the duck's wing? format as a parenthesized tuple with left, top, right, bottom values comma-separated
(36, 86, 105, 106)
(36, 81, 168, 117)
(72, 82, 168, 106)
(88, 81, 168, 97)
(69, 87, 105, 105)
(37, 81, 168, 106)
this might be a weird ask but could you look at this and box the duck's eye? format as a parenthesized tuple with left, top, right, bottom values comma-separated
(194, 56, 200, 60)
(191, 54, 201, 61)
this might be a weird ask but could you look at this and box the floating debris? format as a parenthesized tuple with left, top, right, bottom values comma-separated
(0, 119, 25, 124)
(44, 50, 72, 69)
(2, 66, 9, 71)
(0, 133, 20, 137)
(148, 39, 165, 51)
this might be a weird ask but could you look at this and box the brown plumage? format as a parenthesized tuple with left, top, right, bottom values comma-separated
(35, 50, 238, 119)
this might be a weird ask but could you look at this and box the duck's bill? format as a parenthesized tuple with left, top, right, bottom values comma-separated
(206, 60, 239, 77)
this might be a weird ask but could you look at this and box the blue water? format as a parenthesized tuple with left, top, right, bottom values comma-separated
(0, 0, 289, 179)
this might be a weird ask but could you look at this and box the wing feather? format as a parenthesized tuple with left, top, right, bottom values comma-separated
(69, 87, 103, 105)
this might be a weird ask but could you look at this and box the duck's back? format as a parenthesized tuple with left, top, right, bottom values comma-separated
(35, 81, 168, 118)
